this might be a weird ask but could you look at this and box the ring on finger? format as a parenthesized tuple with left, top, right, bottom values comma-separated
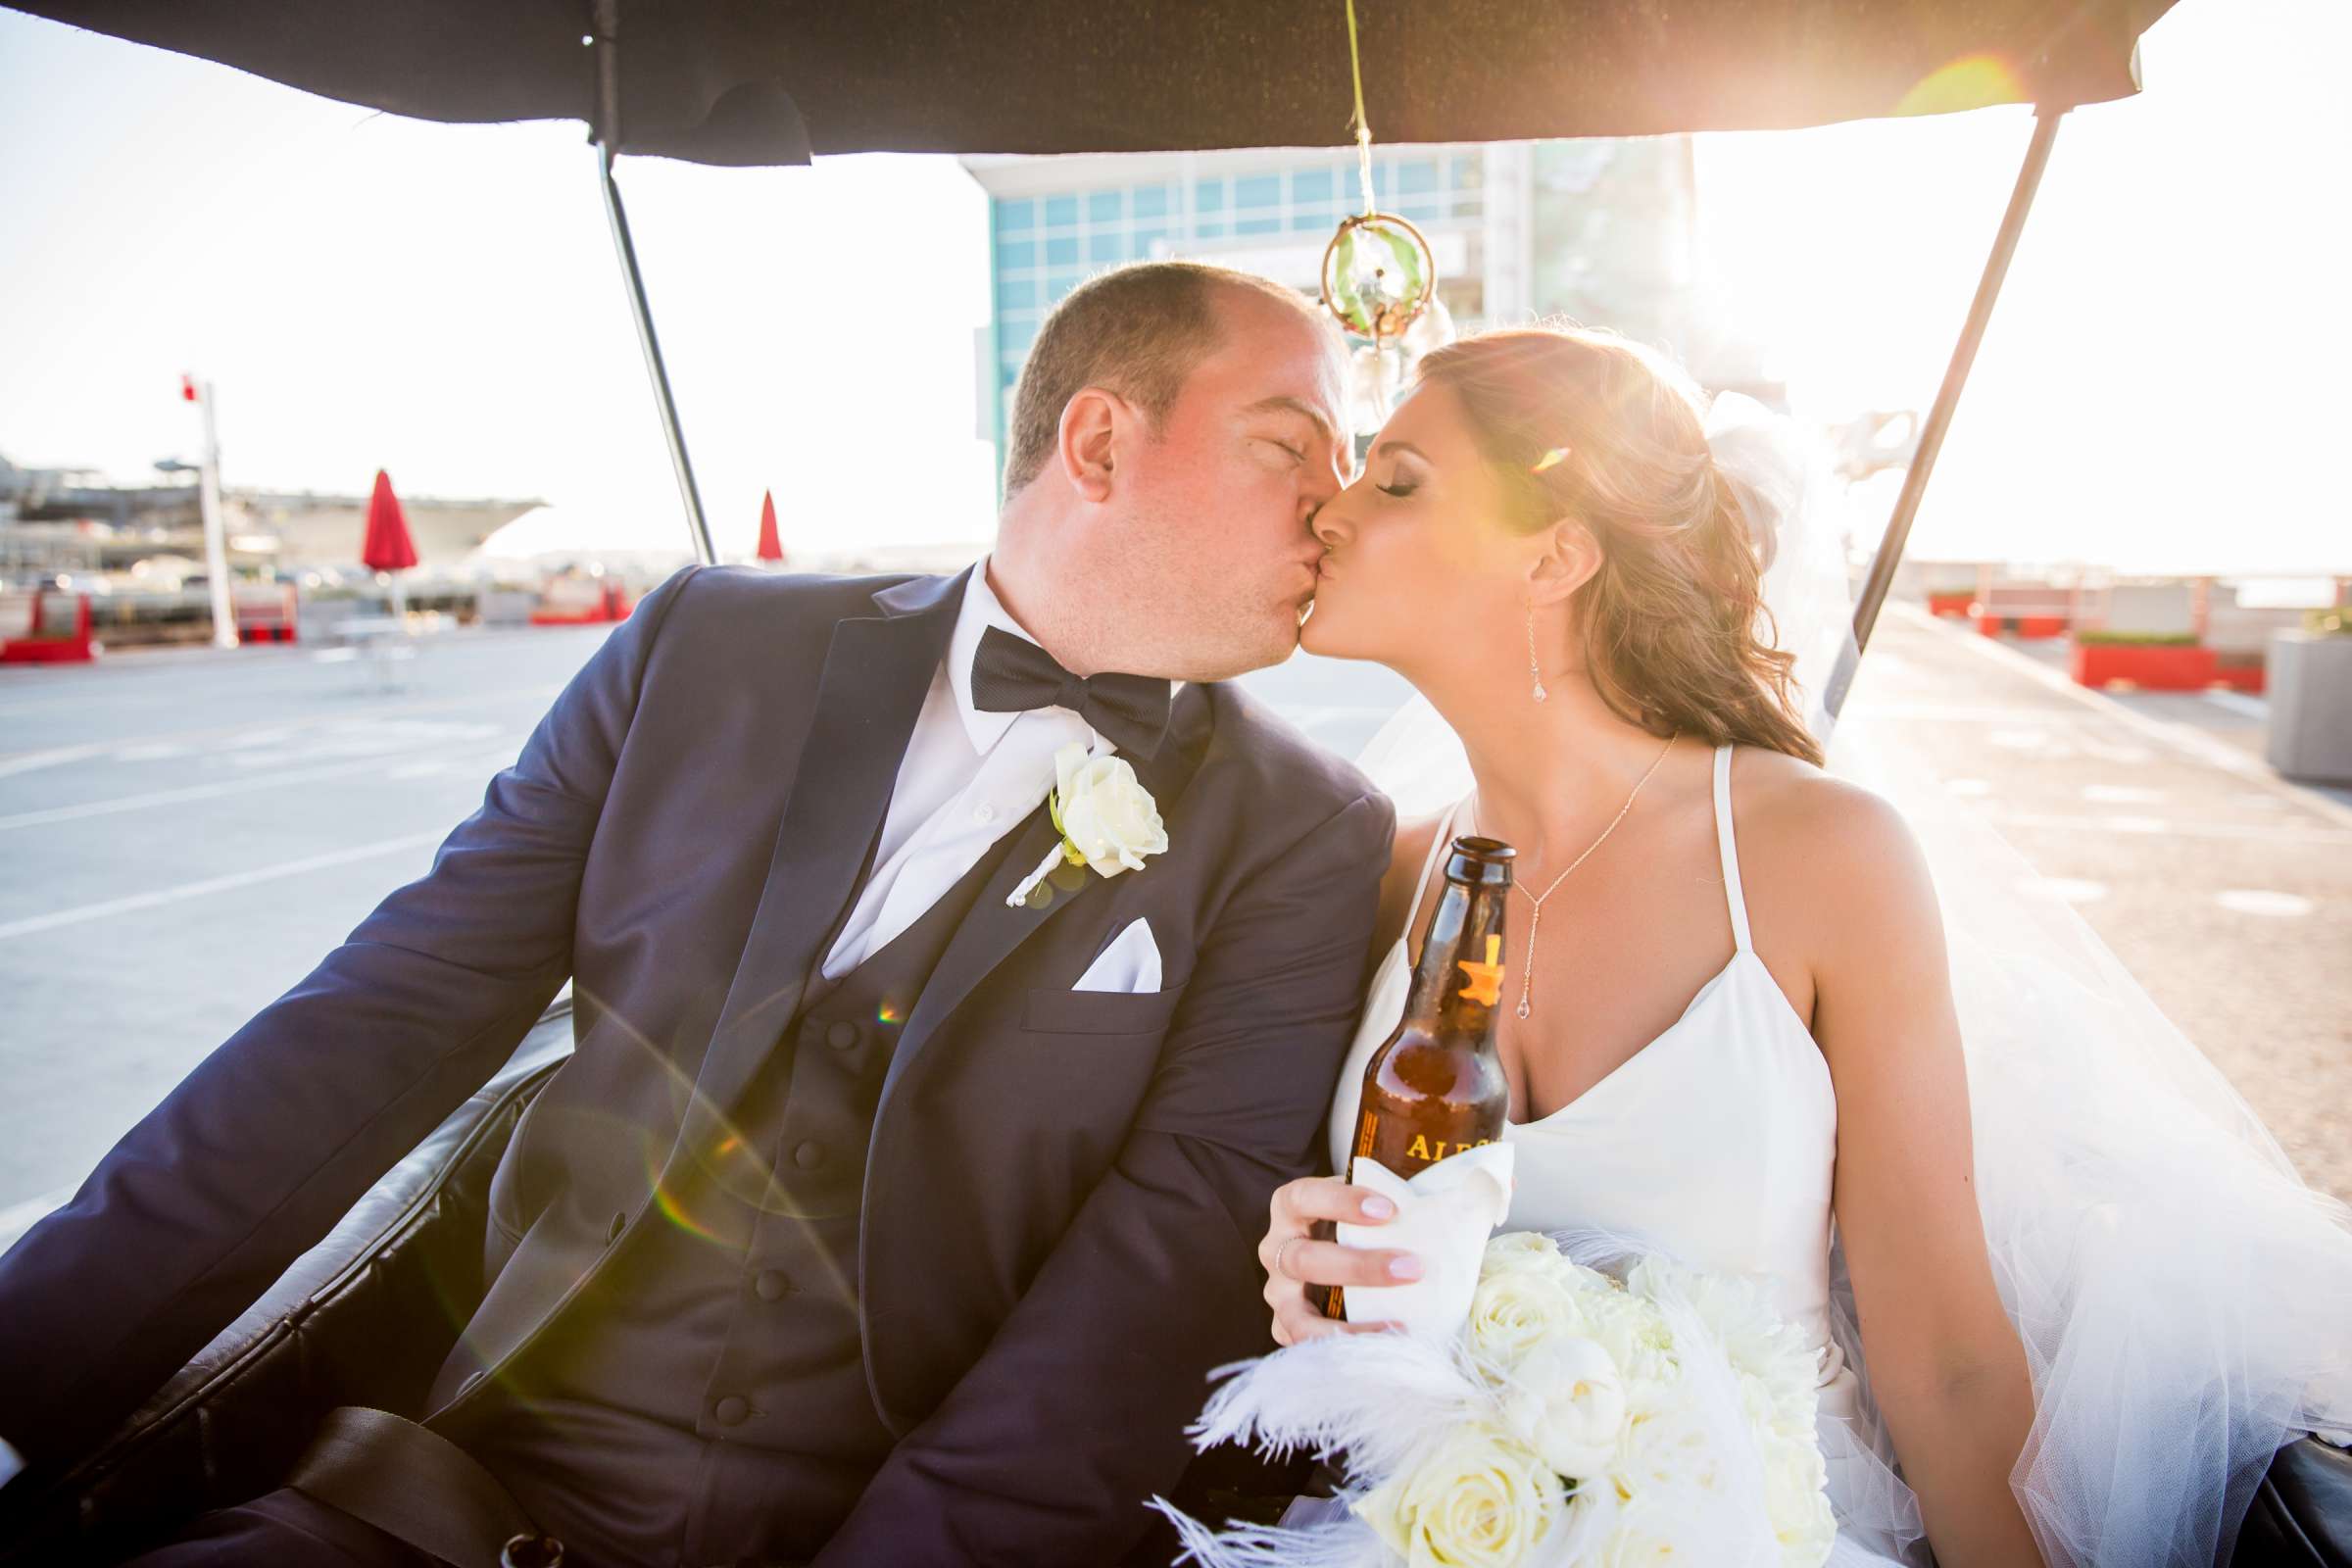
(1273, 1236, 1304, 1280)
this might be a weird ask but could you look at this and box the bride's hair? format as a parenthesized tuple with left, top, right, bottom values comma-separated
(1415, 324, 1824, 767)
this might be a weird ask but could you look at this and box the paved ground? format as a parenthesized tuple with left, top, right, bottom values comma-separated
(0, 597, 2342, 1256)
(1838, 608, 2352, 1201)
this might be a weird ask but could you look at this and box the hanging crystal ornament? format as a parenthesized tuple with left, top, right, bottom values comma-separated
(1318, 0, 1439, 431)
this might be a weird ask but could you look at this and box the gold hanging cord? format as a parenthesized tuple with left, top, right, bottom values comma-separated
(1346, 0, 1377, 218)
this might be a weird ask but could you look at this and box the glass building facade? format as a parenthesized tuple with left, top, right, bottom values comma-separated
(975, 149, 1493, 459)
(962, 139, 1758, 480)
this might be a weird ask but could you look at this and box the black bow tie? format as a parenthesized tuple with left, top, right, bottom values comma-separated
(969, 625, 1173, 760)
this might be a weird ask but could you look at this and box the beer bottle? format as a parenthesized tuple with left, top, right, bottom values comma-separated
(1320, 835, 1515, 1319)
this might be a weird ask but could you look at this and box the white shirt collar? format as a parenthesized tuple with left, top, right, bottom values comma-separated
(949, 555, 1067, 755)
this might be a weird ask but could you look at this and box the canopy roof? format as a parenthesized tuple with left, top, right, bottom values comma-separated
(12, 0, 2177, 167)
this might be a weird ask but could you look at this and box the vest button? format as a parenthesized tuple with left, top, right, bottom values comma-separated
(713, 1395, 750, 1427)
(827, 1020, 859, 1051)
(794, 1141, 826, 1170)
(754, 1269, 789, 1301)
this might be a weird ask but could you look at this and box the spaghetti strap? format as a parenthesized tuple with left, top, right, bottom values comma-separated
(1712, 745, 1754, 953)
(1410, 798, 1463, 916)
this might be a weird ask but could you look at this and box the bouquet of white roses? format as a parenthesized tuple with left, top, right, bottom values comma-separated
(1157, 1231, 1838, 1568)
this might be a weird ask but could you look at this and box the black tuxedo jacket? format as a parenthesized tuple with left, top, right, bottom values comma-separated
(0, 564, 1394, 1564)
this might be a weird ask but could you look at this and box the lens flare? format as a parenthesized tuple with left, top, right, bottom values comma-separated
(1895, 53, 2028, 118)
(1531, 447, 1571, 474)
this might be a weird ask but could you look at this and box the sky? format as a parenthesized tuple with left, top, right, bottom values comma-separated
(0, 0, 2344, 573)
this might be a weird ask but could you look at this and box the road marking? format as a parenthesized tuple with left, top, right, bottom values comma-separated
(0, 747, 514, 831)
(1898, 605, 2352, 834)
(1980, 809, 2352, 846)
(2204, 691, 2270, 720)
(2216, 890, 2315, 917)
(0, 829, 449, 942)
(2022, 876, 2109, 904)
(0, 742, 115, 780)
(0, 683, 563, 769)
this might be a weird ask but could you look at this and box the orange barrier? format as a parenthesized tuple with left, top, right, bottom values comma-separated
(234, 584, 300, 644)
(528, 581, 635, 626)
(1, 591, 96, 663)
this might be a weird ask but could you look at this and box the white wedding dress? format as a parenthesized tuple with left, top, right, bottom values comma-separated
(1325, 745, 1915, 1567)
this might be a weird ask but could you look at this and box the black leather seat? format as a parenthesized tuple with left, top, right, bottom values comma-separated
(0, 1001, 573, 1567)
(0, 990, 2344, 1566)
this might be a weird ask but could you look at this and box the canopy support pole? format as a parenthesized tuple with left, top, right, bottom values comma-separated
(1828, 105, 2066, 721)
(590, 4, 716, 566)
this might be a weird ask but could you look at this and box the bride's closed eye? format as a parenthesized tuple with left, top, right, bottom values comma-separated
(1375, 477, 1419, 499)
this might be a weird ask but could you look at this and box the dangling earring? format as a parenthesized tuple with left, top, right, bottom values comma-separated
(1527, 604, 1548, 704)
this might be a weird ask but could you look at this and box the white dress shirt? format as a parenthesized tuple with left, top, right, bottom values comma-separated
(819, 559, 1106, 979)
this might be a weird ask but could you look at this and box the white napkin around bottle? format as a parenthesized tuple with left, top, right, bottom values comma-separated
(1336, 1141, 1516, 1341)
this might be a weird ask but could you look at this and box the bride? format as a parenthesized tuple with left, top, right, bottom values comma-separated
(1249, 324, 2352, 1567)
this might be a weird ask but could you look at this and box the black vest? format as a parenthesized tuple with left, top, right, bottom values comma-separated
(442, 820, 1025, 1568)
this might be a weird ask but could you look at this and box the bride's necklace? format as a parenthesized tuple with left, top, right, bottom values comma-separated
(1467, 731, 1680, 1020)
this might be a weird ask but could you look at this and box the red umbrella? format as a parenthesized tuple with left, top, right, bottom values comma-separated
(362, 468, 418, 623)
(755, 489, 785, 564)
(362, 469, 418, 571)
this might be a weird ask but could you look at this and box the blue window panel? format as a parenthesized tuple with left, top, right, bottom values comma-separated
(1452, 195, 1485, 220)
(1451, 154, 1480, 189)
(997, 277, 1036, 313)
(1194, 179, 1226, 214)
(1236, 174, 1281, 211)
(1089, 190, 1124, 224)
(1236, 215, 1281, 235)
(1046, 234, 1081, 267)
(996, 238, 1037, 270)
(1045, 195, 1079, 228)
(1132, 225, 1169, 255)
(1002, 317, 1039, 353)
(1134, 184, 1171, 220)
(1291, 203, 1333, 233)
(1291, 169, 1334, 206)
(1046, 271, 1084, 302)
(1397, 159, 1439, 195)
(1194, 220, 1227, 238)
(1089, 231, 1124, 264)
(997, 199, 1036, 234)
(1398, 196, 1444, 222)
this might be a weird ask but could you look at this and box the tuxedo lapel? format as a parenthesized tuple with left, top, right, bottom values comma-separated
(667, 570, 966, 1164)
(872, 681, 1216, 1127)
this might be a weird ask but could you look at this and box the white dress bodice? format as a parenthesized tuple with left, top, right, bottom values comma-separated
(1327, 743, 1840, 1347)
(1325, 745, 1901, 1557)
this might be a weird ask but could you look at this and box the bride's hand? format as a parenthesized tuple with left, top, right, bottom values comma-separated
(1258, 1176, 1424, 1346)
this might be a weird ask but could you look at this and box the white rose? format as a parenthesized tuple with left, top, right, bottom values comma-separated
(1574, 1284, 1680, 1394)
(1052, 743, 1168, 877)
(1610, 1401, 1720, 1503)
(1498, 1335, 1628, 1479)
(1481, 1231, 1568, 1275)
(1593, 1494, 1688, 1568)
(1356, 1425, 1565, 1568)
(1761, 1434, 1838, 1568)
(1465, 1263, 1588, 1368)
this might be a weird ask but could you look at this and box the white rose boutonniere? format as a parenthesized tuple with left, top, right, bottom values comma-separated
(1005, 742, 1169, 907)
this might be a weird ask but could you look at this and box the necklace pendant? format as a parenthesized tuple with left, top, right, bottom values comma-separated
(1532, 682, 1547, 703)
(1515, 999, 1532, 1020)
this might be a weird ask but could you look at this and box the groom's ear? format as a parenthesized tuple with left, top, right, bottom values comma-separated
(1525, 517, 1602, 607)
(1056, 386, 1128, 504)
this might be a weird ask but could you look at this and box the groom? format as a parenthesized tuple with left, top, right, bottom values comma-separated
(0, 261, 1391, 1566)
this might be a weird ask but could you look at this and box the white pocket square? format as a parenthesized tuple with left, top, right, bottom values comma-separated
(1071, 918, 1162, 994)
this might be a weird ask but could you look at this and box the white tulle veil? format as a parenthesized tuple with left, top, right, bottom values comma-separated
(1348, 389, 2352, 1566)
